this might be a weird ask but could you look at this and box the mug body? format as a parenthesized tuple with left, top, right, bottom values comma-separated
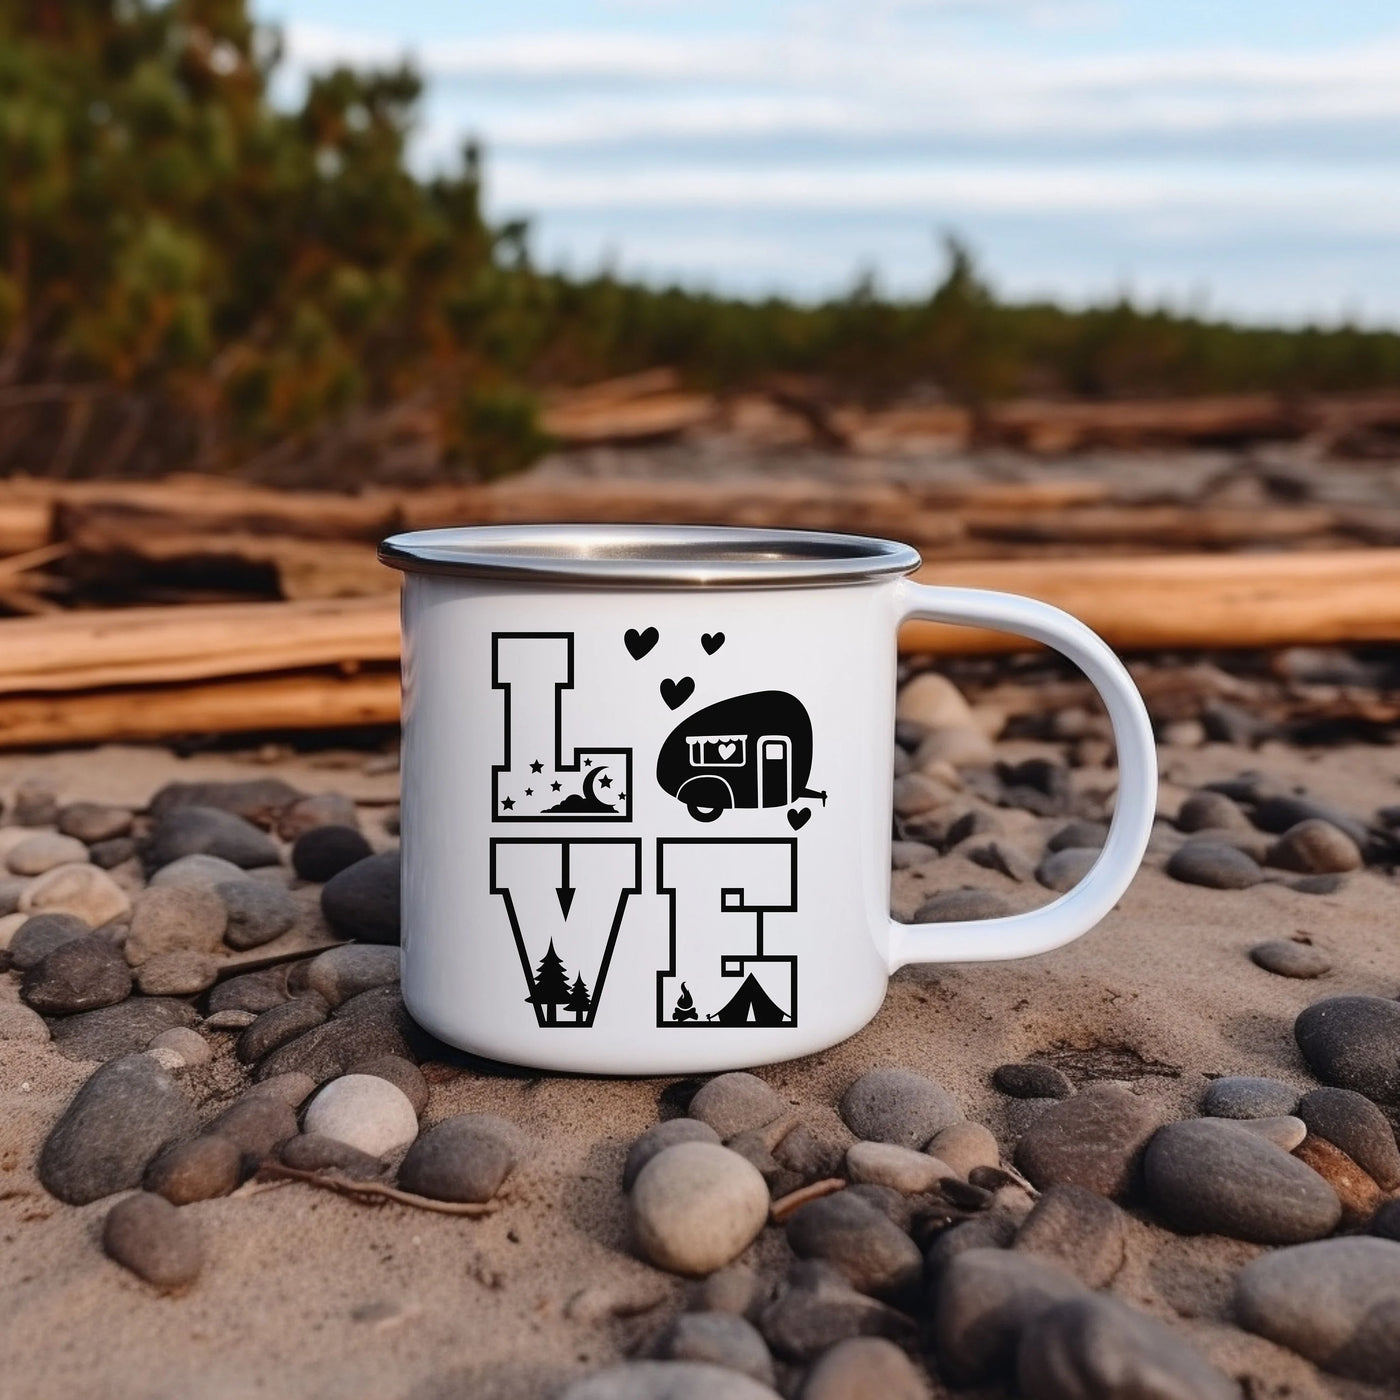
(392, 534, 907, 1075)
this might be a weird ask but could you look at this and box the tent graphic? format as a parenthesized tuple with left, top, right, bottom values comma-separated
(710, 973, 790, 1026)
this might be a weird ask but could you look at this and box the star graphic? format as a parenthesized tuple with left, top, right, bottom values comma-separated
(617, 792, 626, 802)
(501, 797, 515, 811)
(583, 758, 592, 767)
(529, 760, 543, 773)
(524, 788, 534, 796)
(599, 775, 612, 789)
(551, 781, 562, 792)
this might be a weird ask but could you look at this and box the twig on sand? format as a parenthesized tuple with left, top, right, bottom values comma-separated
(770, 1177, 845, 1224)
(255, 1162, 502, 1217)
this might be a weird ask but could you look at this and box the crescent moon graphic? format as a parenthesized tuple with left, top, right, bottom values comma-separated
(583, 766, 606, 803)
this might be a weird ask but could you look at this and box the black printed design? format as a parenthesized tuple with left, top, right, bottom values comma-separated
(491, 839, 642, 1028)
(624, 627, 659, 659)
(492, 633, 632, 821)
(701, 632, 725, 654)
(660, 677, 694, 710)
(656, 690, 827, 823)
(656, 838, 798, 1028)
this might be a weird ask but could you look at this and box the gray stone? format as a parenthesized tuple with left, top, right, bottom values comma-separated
(8, 912, 91, 970)
(320, 849, 400, 944)
(276, 792, 359, 841)
(894, 773, 951, 817)
(292, 824, 373, 883)
(1296, 1087, 1400, 1190)
(1234, 1116, 1307, 1152)
(1251, 795, 1369, 846)
(1046, 821, 1108, 853)
(926, 1122, 1000, 1179)
(1014, 1185, 1126, 1288)
(21, 936, 132, 1014)
(39, 1053, 197, 1203)
(1295, 995, 1400, 1104)
(11, 777, 58, 826)
(800, 1337, 930, 1400)
(997, 757, 1072, 816)
(348, 1054, 428, 1117)
(1235, 1237, 1400, 1384)
(1176, 791, 1252, 833)
(48, 997, 196, 1062)
(1035, 848, 1098, 893)
(1165, 841, 1263, 889)
(397, 1113, 518, 1203)
(252, 985, 414, 1083)
(279, 1132, 385, 1178)
(89, 837, 138, 870)
(944, 809, 999, 848)
(305, 944, 401, 1008)
(785, 1189, 922, 1299)
(123, 885, 227, 965)
(994, 1063, 1074, 1100)
(206, 1096, 299, 1162)
(1371, 1199, 1400, 1241)
(560, 1361, 780, 1400)
(840, 1068, 960, 1150)
(102, 1191, 203, 1292)
(1250, 939, 1330, 978)
(0, 874, 28, 916)
(147, 1026, 211, 1066)
(216, 879, 297, 950)
(1201, 1076, 1298, 1119)
(303, 1074, 419, 1157)
(689, 1073, 786, 1138)
(207, 966, 290, 1014)
(1143, 1117, 1341, 1243)
(624, 1119, 722, 1192)
(925, 1212, 1022, 1286)
(202, 1009, 256, 1030)
(144, 805, 280, 871)
(1290, 873, 1348, 895)
(237, 996, 329, 1064)
(654, 1312, 774, 1386)
(144, 1134, 243, 1203)
(967, 842, 1037, 884)
(1266, 819, 1362, 874)
(890, 841, 937, 870)
(148, 778, 302, 828)
(759, 1261, 917, 1363)
(241, 1072, 316, 1109)
(690, 1265, 760, 1317)
(911, 888, 1013, 923)
(135, 950, 219, 996)
(58, 802, 134, 844)
(846, 1142, 948, 1194)
(149, 853, 245, 891)
(18, 862, 129, 926)
(1014, 1086, 1159, 1201)
(1018, 1294, 1237, 1400)
(932, 1247, 1086, 1385)
(0, 1001, 50, 1042)
(6, 831, 89, 875)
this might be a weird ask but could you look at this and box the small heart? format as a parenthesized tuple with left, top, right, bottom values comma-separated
(787, 807, 811, 831)
(625, 626, 659, 660)
(717, 740, 737, 760)
(701, 632, 725, 655)
(660, 676, 695, 710)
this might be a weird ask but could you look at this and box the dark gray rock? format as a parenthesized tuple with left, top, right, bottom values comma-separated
(206, 966, 290, 1015)
(784, 1190, 922, 1299)
(1176, 791, 1251, 833)
(252, 985, 415, 1083)
(997, 758, 1072, 816)
(136, 949, 219, 996)
(320, 849, 400, 943)
(89, 837, 138, 869)
(276, 792, 359, 841)
(1250, 795, 1369, 846)
(39, 1053, 198, 1203)
(123, 884, 228, 964)
(1143, 1117, 1341, 1244)
(1371, 1199, 1400, 1241)
(0, 873, 27, 916)
(206, 1096, 299, 1162)
(994, 1063, 1074, 1100)
(1165, 842, 1262, 890)
(774, 1122, 843, 1182)
(966, 841, 1036, 883)
(241, 1071, 316, 1109)
(624, 1119, 722, 1192)
(840, 1068, 960, 1150)
(216, 879, 298, 950)
(689, 1072, 786, 1138)
(144, 805, 280, 871)
(1018, 1294, 1237, 1400)
(925, 1211, 1021, 1287)
(1235, 1236, 1400, 1384)
(799, 1337, 929, 1400)
(349, 1054, 428, 1117)
(1035, 849, 1098, 893)
(1046, 821, 1108, 853)
(47, 997, 196, 1062)
(237, 997, 329, 1064)
(654, 1312, 774, 1386)
(102, 1191, 203, 1292)
(397, 1113, 517, 1202)
(304, 944, 400, 1008)
(1201, 1076, 1298, 1119)
(21, 936, 131, 1014)
(144, 1134, 243, 1203)
(58, 802, 134, 844)
(690, 1265, 760, 1318)
(759, 1261, 917, 1364)
(1014, 1087, 1159, 1201)
(1295, 1087, 1400, 1190)
(279, 1132, 386, 1179)
(911, 888, 1013, 923)
(11, 777, 58, 826)
(559, 1362, 780, 1400)
(291, 824, 373, 883)
(1295, 995, 1400, 1104)
(148, 853, 245, 891)
(148, 778, 302, 828)
(1290, 873, 1348, 895)
(1014, 1185, 1126, 1288)
(1250, 939, 1331, 978)
(944, 809, 998, 848)
(8, 912, 91, 970)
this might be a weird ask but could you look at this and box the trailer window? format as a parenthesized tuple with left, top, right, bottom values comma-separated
(687, 735, 746, 767)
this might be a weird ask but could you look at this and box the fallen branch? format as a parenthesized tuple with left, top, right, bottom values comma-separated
(770, 1177, 846, 1224)
(255, 1162, 502, 1217)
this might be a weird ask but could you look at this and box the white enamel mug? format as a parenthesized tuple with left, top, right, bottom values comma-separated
(379, 524, 1157, 1075)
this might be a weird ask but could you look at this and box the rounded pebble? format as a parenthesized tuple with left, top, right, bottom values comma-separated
(102, 1192, 203, 1292)
(845, 1142, 949, 1195)
(397, 1113, 518, 1203)
(149, 777, 303, 827)
(1294, 1135, 1384, 1227)
(1266, 819, 1362, 874)
(348, 1054, 428, 1116)
(241, 1072, 316, 1108)
(1046, 821, 1108, 853)
(994, 1063, 1074, 1100)
(801, 1337, 930, 1400)
(6, 832, 89, 876)
(280, 1133, 386, 1179)
(655, 1312, 775, 1386)
(149, 854, 245, 890)
(18, 862, 129, 927)
(206, 1096, 299, 1162)
(689, 1073, 787, 1138)
(303, 1074, 419, 1157)
(147, 1026, 212, 1067)
(1035, 849, 1097, 893)
(840, 1069, 961, 1150)
(1014, 1086, 1159, 1201)
(1176, 790, 1252, 833)
(1201, 1076, 1298, 1119)
(1296, 1086, 1400, 1190)
(912, 888, 1013, 923)
(89, 837, 138, 869)
(1014, 1184, 1126, 1288)
(1294, 995, 1400, 1104)
(144, 804, 280, 870)
(560, 1361, 781, 1400)
(49, 997, 196, 1062)
(291, 824, 374, 882)
(926, 1122, 1000, 1179)
(320, 849, 400, 943)
(8, 912, 91, 970)
(624, 1119, 721, 1192)
(785, 1189, 923, 1298)
(216, 879, 298, 950)
(136, 950, 219, 996)
(277, 792, 359, 841)
(236, 996, 329, 1064)
(144, 1135, 243, 1203)
(305, 944, 401, 1009)
(0, 1001, 50, 1042)
(58, 802, 134, 844)
(123, 885, 228, 966)
(1250, 939, 1331, 978)
(22, 936, 132, 1014)
(1165, 841, 1263, 889)
(1232, 1115, 1308, 1152)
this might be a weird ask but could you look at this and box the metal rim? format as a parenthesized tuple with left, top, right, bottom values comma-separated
(378, 524, 922, 589)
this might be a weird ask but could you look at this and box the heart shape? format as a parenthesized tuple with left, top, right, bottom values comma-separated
(701, 632, 725, 655)
(660, 676, 695, 710)
(625, 626, 659, 660)
(717, 740, 737, 760)
(787, 807, 811, 831)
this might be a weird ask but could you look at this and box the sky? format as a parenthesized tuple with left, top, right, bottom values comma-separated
(255, 1, 1400, 325)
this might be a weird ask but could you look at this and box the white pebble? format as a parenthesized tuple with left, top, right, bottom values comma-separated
(7, 832, 89, 876)
(846, 1140, 951, 1193)
(303, 1074, 419, 1158)
(145, 1046, 188, 1072)
(148, 1026, 212, 1067)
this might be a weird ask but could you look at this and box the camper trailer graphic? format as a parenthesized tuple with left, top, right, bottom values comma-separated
(656, 690, 827, 823)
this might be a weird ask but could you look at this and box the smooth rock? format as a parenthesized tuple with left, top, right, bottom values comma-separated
(8, 912, 91, 970)
(206, 1096, 299, 1161)
(48, 997, 196, 1062)
(149, 777, 302, 827)
(690, 1264, 759, 1317)
(1035, 849, 1097, 893)
(1201, 1076, 1298, 1119)
(18, 862, 130, 926)
(149, 853, 245, 891)
(1371, 1199, 1400, 1241)
(145, 804, 280, 870)
(997, 758, 1072, 816)
(0, 1001, 50, 1042)
(291, 824, 373, 883)
(279, 1133, 385, 1179)
(631, 1142, 769, 1276)
(759, 1261, 917, 1363)
(560, 1361, 780, 1400)
(207, 966, 290, 1014)
(1250, 939, 1331, 978)
(1014, 1086, 1159, 1201)
(123, 885, 227, 965)
(147, 1026, 211, 1067)
(932, 1247, 1086, 1385)
(0, 910, 25, 947)
(1143, 1117, 1341, 1243)
(914, 725, 994, 769)
(896, 673, 976, 731)
(1014, 1185, 1126, 1288)
(994, 1063, 1074, 1100)
(135, 949, 219, 996)
(1232, 1115, 1307, 1151)
(840, 1069, 960, 1150)
(305, 944, 401, 1009)
(846, 1142, 948, 1195)
(926, 1122, 999, 1179)
(785, 1189, 922, 1298)
(689, 1073, 786, 1139)
(144, 1134, 242, 1203)
(893, 773, 951, 817)
(241, 1071, 316, 1109)
(0, 874, 28, 916)
(276, 792, 359, 841)
(102, 1192, 203, 1292)
(39, 1053, 198, 1203)
(967, 841, 1036, 883)
(303, 1074, 419, 1157)
(6, 831, 89, 875)
(11, 778, 59, 826)
(1046, 820, 1108, 853)
(89, 837, 138, 869)
(1235, 1237, 1400, 1383)
(624, 1119, 722, 1192)
(397, 1113, 518, 1203)
(237, 996, 329, 1064)
(348, 1054, 428, 1116)
(1018, 1294, 1238, 1400)
(1266, 818, 1363, 874)
(1294, 1136, 1384, 1227)
(925, 1211, 1022, 1285)
(216, 879, 297, 950)
(22, 936, 132, 1014)
(1295, 995, 1400, 1104)
(890, 840, 937, 870)
(320, 850, 400, 944)
(252, 985, 413, 1083)
(1165, 841, 1263, 889)
(800, 1337, 930, 1400)
(58, 802, 134, 844)
(202, 1009, 256, 1030)
(654, 1312, 775, 1386)
(911, 888, 1012, 923)
(1296, 1086, 1400, 1189)
(146, 1046, 186, 1072)
(1176, 790, 1252, 833)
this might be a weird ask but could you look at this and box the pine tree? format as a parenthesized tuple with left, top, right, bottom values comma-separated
(564, 971, 591, 1023)
(529, 939, 570, 1024)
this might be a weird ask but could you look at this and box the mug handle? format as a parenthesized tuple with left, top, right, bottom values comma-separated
(888, 581, 1158, 971)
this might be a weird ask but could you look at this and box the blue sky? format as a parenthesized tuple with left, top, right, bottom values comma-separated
(256, 1, 1400, 324)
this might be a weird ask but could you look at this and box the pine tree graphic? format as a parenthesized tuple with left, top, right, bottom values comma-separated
(529, 939, 571, 1024)
(565, 971, 592, 1023)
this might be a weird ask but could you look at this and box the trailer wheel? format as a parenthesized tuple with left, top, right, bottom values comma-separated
(687, 804, 724, 823)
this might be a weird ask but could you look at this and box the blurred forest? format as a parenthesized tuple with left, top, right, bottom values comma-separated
(4, 0, 1400, 485)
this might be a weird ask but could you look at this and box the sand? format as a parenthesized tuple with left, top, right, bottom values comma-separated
(0, 735, 1396, 1399)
